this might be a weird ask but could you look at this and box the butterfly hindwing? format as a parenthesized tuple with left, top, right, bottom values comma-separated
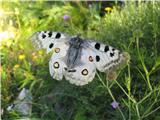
(49, 40, 69, 80)
(64, 48, 96, 86)
(49, 54, 66, 80)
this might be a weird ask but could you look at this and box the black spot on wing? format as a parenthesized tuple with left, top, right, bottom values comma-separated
(104, 45, 109, 52)
(64, 67, 68, 71)
(95, 43, 100, 50)
(48, 31, 52, 37)
(55, 33, 61, 39)
(110, 52, 114, 57)
(96, 55, 100, 62)
(49, 43, 54, 49)
(68, 69, 76, 72)
(64, 67, 76, 72)
(42, 34, 46, 39)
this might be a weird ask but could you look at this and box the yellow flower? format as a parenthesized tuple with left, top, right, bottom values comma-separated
(32, 55, 38, 60)
(13, 64, 20, 71)
(104, 7, 112, 13)
(38, 50, 43, 55)
(18, 54, 25, 60)
(0, 45, 4, 50)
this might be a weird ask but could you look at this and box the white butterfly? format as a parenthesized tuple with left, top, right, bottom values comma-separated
(31, 31, 129, 86)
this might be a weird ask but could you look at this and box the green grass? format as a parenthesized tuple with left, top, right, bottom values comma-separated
(1, 1, 160, 120)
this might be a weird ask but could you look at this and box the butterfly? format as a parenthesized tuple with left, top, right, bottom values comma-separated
(30, 31, 129, 86)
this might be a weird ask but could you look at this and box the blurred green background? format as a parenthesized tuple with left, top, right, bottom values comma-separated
(1, 1, 160, 120)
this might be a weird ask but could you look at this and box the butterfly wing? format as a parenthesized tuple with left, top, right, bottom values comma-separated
(31, 31, 70, 80)
(30, 31, 70, 53)
(49, 35, 70, 80)
(49, 53, 66, 81)
(84, 40, 128, 72)
(64, 47, 96, 86)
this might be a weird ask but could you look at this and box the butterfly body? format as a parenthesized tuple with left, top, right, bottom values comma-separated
(31, 31, 129, 86)
(66, 36, 83, 70)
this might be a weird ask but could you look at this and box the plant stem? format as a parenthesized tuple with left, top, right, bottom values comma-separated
(97, 73, 126, 120)
(136, 37, 152, 91)
(136, 104, 141, 120)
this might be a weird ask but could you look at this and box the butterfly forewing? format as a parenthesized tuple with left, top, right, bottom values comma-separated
(30, 31, 69, 53)
(84, 40, 125, 72)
